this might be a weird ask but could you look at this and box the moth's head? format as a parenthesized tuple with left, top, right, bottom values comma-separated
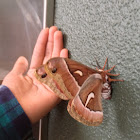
(95, 68, 108, 84)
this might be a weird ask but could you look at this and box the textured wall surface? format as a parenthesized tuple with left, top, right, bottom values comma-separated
(48, 0, 140, 140)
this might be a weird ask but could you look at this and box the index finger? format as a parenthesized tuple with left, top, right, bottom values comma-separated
(30, 28, 49, 69)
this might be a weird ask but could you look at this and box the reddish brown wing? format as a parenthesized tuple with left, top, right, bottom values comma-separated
(64, 58, 98, 86)
(35, 57, 100, 100)
(67, 74, 103, 126)
(44, 57, 99, 98)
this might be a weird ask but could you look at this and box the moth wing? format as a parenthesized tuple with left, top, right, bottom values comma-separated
(67, 74, 103, 126)
(64, 58, 97, 86)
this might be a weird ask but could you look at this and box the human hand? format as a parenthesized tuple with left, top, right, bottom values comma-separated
(2, 26, 68, 123)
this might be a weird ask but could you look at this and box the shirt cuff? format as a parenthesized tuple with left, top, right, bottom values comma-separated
(0, 85, 32, 139)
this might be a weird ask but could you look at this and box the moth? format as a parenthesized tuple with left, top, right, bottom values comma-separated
(35, 57, 123, 126)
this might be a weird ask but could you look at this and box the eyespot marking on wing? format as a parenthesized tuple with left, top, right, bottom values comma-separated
(85, 92, 95, 107)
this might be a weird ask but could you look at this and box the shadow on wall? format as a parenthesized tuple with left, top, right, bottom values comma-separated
(48, 100, 87, 140)
(113, 81, 140, 138)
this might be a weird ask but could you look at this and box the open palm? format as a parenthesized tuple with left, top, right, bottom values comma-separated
(2, 26, 68, 123)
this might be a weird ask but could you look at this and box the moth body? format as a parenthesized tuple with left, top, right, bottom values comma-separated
(102, 82, 112, 99)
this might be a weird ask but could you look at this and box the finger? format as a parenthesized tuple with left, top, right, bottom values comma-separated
(52, 31, 63, 57)
(30, 28, 49, 69)
(12, 56, 28, 75)
(43, 26, 58, 63)
(60, 48, 69, 58)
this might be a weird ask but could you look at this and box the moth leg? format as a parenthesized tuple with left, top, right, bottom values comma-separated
(104, 62, 124, 82)
(108, 78, 124, 82)
(106, 73, 120, 77)
(67, 74, 103, 126)
(102, 57, 108, 70)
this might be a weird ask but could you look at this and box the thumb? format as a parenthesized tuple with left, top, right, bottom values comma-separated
(12, 56, 28, 75)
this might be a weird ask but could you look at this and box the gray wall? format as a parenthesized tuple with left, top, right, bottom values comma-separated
(48, 0, 140, 140)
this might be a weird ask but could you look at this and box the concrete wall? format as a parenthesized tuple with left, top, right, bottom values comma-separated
(48, 0, 140, 140)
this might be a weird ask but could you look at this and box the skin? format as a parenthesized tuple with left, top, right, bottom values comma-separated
(2, 26, 68, 124)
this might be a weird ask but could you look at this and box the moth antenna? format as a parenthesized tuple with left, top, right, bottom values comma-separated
(94, 57, 101, 68)
(102, 57, 108, 70)
(93, 65, 98, 68)
(107, 57, 109, 70)
(90, 62, 97, 68)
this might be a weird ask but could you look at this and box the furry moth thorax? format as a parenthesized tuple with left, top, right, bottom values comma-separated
(35, 57, 123, 126)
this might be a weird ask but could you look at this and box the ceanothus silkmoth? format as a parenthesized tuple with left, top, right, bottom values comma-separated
(35, 57, 123, 126)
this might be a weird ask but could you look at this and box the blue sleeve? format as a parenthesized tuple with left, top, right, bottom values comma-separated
(0, 85, 32, 140)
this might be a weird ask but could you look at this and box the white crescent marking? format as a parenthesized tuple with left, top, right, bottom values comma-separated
(74, 70, 83, 76)
(85, 92, 95, 107)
